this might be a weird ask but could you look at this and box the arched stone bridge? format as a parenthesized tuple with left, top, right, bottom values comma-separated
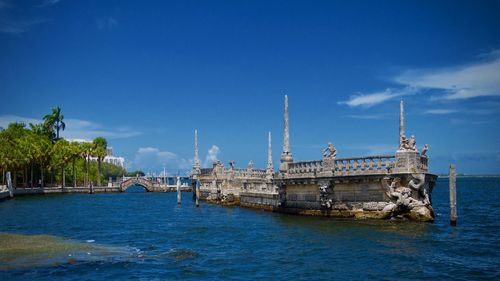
(120, 177, 155, 192)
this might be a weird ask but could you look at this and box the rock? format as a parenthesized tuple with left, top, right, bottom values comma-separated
(363, 202, 379, 211)
(409, 206, 434, 222)
(382, 203, 396, 213)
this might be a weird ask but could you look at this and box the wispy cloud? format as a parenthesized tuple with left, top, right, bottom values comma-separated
(0, 17, 52, 34)
(339, 50, 500, 108)
(424, 109, 458, 115)
(96, 17, 118, 30)
(128, 147, 192, 174)
(0, 0, 56, 34)
(343, 114, 385, 119)
(36, 0, 62, 8)
(338, 87, 416, 107)
(395, 50, 500, 100)
(0, 115, 142, 140)
(204, 145, 220, 167)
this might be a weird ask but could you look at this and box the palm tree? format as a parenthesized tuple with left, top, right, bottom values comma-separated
(69, 141, 83, 188)
(92, 137, 107, 187)
(32, 136, 52, 187)
(51, 140, 71, 188)
(43, 106, 66, 141)
(81, 142, 93, 187)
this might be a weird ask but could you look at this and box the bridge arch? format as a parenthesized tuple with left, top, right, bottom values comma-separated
(120, 177, 154, 192)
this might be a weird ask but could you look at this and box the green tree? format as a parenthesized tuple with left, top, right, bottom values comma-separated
(81, 142, 93, 187)
(43, 106, 66, 141)
(92, 137, 107, 186)
(31, 135, 52, 187)
(69, 141, 83, 188)
(51, 140, 72, 188)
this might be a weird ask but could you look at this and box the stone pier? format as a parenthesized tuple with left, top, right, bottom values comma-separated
(191, 97, 437, 222)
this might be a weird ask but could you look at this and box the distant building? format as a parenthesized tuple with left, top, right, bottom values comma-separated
(67, 139, 126, 168)
(102, 147, 125, 168)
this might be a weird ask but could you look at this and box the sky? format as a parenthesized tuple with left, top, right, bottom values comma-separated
(1, 0, 499, 175)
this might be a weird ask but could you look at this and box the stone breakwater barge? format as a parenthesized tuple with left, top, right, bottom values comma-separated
(191, 96, 437, 222)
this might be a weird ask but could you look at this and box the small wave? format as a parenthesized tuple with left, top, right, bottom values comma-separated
(164, 248, 199, 260)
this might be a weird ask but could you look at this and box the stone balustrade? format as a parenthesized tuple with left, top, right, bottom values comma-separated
(334, 155, 395, 176)
(284, 155, 397, 177)
(287, 160, 323, 174)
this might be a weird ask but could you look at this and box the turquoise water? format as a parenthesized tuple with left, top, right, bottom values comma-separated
(0, 178, 499, 280)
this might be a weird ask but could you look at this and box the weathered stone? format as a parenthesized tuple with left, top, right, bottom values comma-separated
(409, 206, 434, 222)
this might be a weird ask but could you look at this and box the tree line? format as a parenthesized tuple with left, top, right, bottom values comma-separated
(0, 106, 133, 188)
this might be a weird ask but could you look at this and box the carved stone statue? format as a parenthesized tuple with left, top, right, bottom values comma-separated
(322, 143, 337, 159)
(421, 144, 429, 157)
(399, 135, 417, 152)
(247, 160, 254, 171)
(229, 160, 235, 170)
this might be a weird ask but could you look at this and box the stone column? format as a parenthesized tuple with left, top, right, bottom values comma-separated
(280, 95, 293, 172)
(176, 176, 181, 204)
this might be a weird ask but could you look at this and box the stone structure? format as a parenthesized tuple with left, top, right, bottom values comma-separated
(192, 97, 436, 222)
(119, 176, 191, 192)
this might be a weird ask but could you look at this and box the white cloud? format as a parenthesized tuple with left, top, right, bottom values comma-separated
(0, 114, 141, 140)
(395, 50, 500, 100)
(338, 87, 416, 108)
(128, 147, 192, 174)
(204, 145, 220, 167)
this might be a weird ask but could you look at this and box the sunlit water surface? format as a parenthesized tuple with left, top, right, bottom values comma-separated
(0, 178, 499, 280)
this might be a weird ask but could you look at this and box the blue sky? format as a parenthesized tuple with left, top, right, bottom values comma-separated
(1, 0, 499, 175)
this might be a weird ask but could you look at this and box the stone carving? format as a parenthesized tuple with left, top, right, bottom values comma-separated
(229, 160, 235, 170)
(319, 182, 333, 209)
(421, 144, 429, 157)
(322, 143, 337, 159)
(399, 135, 417, 152)
(381, 174, 433, 221)
(247, 160, 254, 171)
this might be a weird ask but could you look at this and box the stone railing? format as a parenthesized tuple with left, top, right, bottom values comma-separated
(334, 155, 395, 176)
(232, 168, 267, 179)
(287, 160, 324, 174)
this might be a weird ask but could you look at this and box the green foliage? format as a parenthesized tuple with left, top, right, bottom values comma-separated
(0, 107, 126, 187)
(43, 106, 66, 141)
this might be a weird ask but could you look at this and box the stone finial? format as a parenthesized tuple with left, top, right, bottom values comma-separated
(193, 129, 201, 174)
(267, 132, 274, 174)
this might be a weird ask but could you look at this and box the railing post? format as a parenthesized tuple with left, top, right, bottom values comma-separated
(195, 180, 200, 207)
(449, 164, 457, 226)
(6, 171, 13, 198)
(176, 176, 181, 205)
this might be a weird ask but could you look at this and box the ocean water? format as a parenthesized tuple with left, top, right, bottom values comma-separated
(0, 177, 499, 280)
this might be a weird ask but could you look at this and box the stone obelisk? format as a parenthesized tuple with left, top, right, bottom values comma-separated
(266, 132, 274, 176)
(193, 129, 201, 176)
(399, 99, 405, 146)
(280, 95, 293, 172)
